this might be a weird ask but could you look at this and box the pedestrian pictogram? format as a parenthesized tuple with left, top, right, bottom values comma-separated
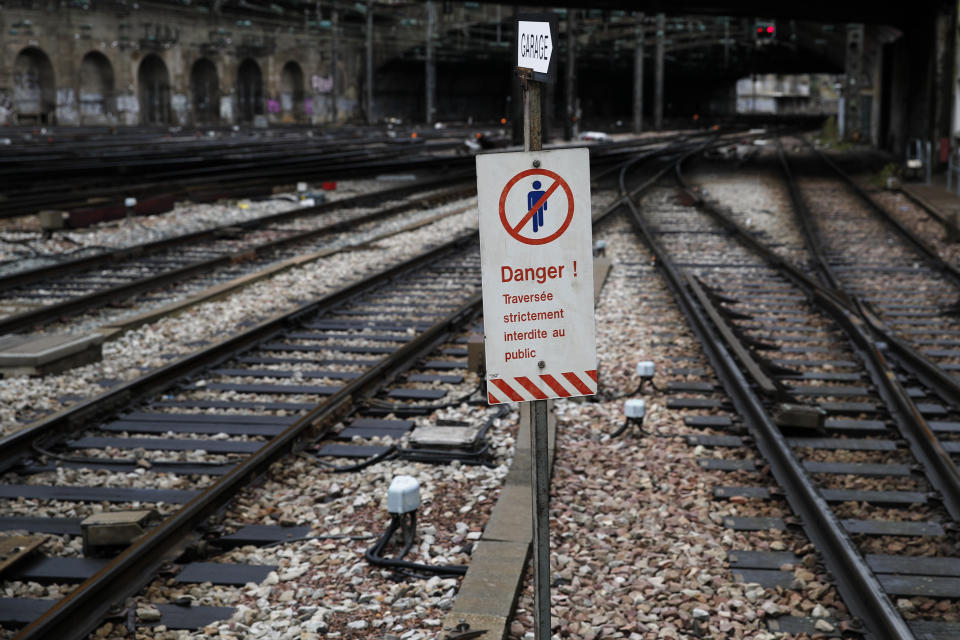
(498, 168, 574, 246)
(528, 181, 547, 232)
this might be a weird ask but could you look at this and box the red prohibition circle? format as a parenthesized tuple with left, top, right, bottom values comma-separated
(498, 168, 575, 245)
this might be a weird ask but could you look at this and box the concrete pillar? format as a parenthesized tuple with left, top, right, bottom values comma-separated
(843, 24, 865, 142)
(723, 16, 730, 68)
(633, 13, 644, 133)
(425, 0, 437, 124)
(331, 7, 339, 123)
(952, 0, 960, 141)
(933, 7, 956, 157)
(654, 13, 665, 129)
(564, 9, 577, 140)
(366, 0, 374, 124)
(888, 16, 936, 154)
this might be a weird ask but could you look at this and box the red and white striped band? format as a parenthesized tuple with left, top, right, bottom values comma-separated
(487, 370, 598, 404)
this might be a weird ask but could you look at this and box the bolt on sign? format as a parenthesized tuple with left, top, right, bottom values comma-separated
(477, 147, 597, 403)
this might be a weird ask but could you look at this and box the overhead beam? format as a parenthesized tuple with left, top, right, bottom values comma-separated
(450, 0, 937, 27)
(633, 13, 644, 133)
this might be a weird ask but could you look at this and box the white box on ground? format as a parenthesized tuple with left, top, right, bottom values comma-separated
(476, 147, 597, 404)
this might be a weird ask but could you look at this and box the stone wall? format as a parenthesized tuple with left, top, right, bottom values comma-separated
(0, 2, 361, 126)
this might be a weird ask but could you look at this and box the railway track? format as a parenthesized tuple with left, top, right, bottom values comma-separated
(0, 230, 486, 638)
(0, 176, 476, 335)
(613, 145, 960, 638)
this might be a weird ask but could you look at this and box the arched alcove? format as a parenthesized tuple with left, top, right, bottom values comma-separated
(138, 54, 171, 125)
(191, 58, 220, 124)
(280, 61, 305, 121)
(79, 51, 115, 123)
(237, 58, 263, 123)
(13, 47, 55, 124)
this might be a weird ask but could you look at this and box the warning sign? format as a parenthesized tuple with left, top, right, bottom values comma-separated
(477, 148, 597, 403)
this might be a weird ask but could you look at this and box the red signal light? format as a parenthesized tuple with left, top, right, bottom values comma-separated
(767, 25, 774, 33)
(757, 27, 763, 34)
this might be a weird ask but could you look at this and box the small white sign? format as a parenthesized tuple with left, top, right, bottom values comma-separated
(517, 20, 554, 75)
(477, 148, 597, 404)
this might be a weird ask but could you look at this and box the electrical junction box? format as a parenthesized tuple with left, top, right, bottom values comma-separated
(388, 476, 420, 514)
(636, 361, 655, 378)
(624, 398, 646, 419)
(38, 210, 65, 231)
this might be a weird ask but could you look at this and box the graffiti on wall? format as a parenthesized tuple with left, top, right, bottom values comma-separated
(13, 69, 44, 115)
(117, 94, 139, 114)
(311, 74, 333, 93)
(220, 95, 234, 122)
(56, 88, 79, 124)
(0, 89, 13, 124)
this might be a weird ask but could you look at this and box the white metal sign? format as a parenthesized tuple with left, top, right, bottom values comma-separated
(477, 147, 597, 403)
(517, 21, 553, 75)
(515, 14, 558, 83)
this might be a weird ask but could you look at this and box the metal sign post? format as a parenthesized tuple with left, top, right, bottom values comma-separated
(522, 65, 550, 640)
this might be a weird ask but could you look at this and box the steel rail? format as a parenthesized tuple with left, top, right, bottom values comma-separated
(626, 160, 913, 640)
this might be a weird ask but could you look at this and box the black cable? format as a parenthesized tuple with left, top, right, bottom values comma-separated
(0, 237, 41, 256)
(310, 445, 399, 472)
(610, 418, 652, 438)
(396, 442, 493, 466)
(365, 513, 467, 577)
(610, 418, 633, 438)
